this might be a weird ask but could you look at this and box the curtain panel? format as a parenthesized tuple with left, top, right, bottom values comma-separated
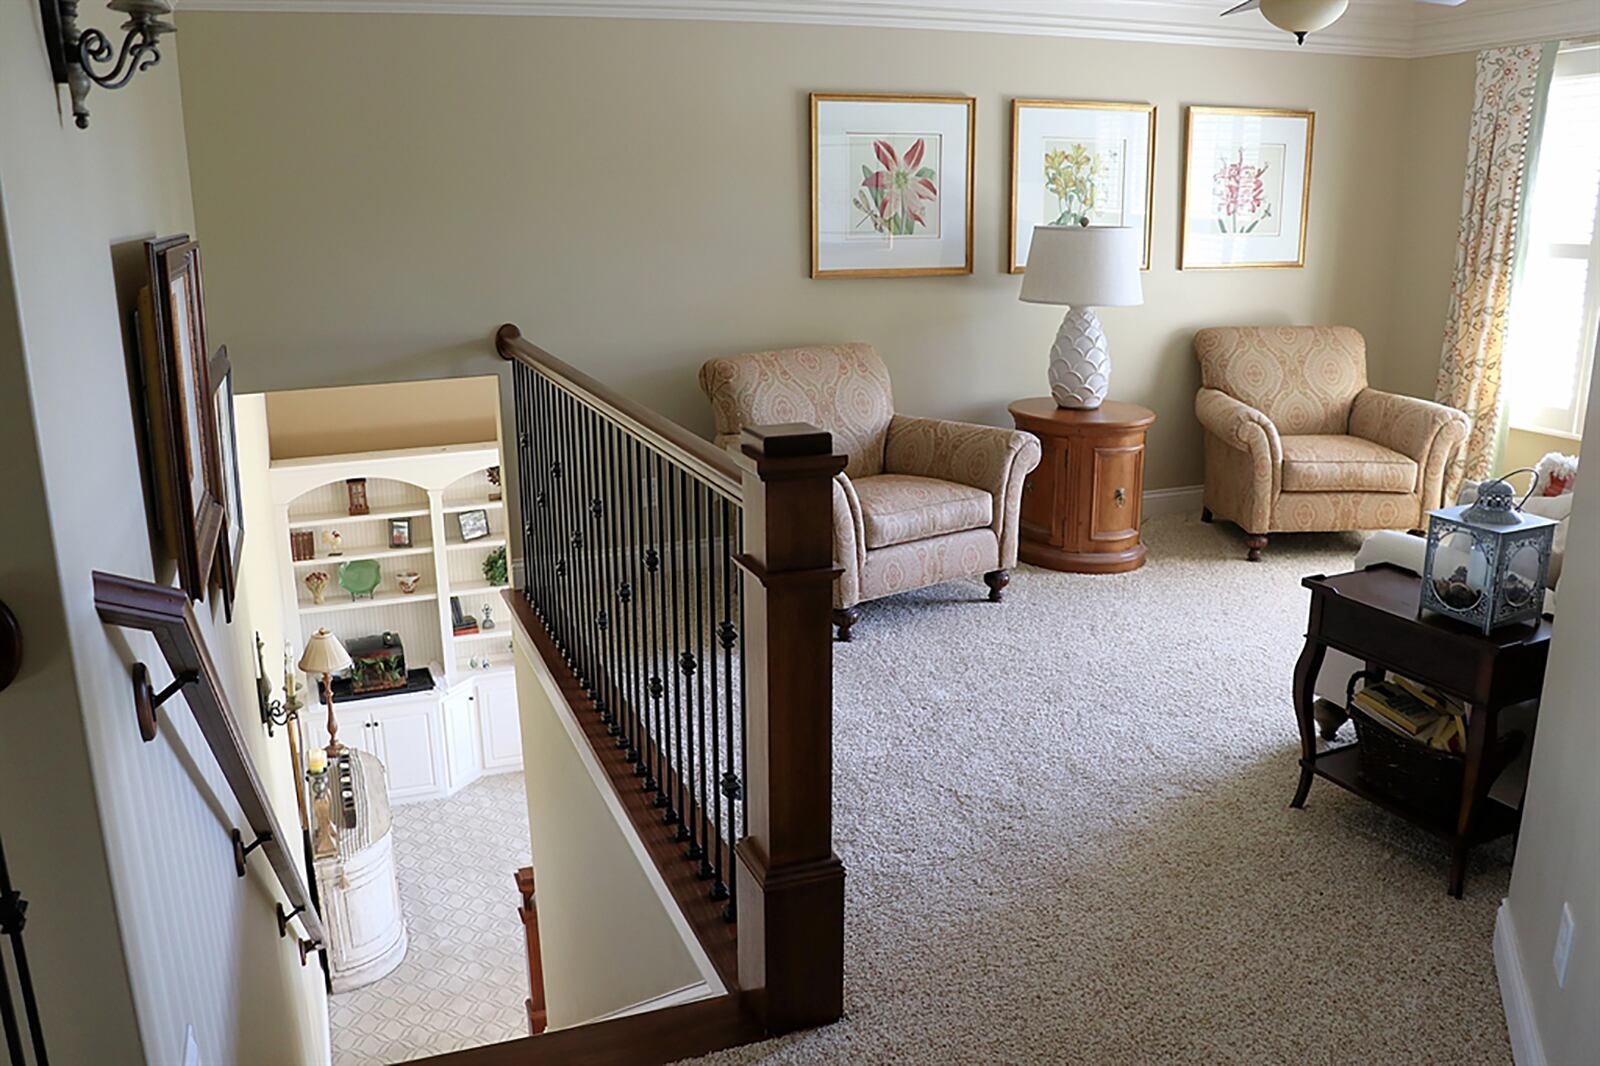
(1435, 44, 1550, 492)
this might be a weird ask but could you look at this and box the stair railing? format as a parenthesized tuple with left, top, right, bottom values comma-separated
(496, 324, 845, 1036)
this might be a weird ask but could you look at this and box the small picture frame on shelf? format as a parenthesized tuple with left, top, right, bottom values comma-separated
(346, 477, 370, 516)
(389, 517, 412, 548)
(457, 508, 490, 542)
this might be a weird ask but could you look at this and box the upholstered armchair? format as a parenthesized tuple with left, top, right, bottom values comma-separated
(1194, 326, 1470, 560)
(699, 344, 1041, 640)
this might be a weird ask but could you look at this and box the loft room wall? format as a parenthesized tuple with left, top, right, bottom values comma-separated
(174, 12, 1463, 493)
(0, 5, 327, 1062)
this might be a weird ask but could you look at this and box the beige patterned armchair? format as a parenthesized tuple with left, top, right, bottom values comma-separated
(1194, 326, 1471, 560)
(699, 344, 1041, 640)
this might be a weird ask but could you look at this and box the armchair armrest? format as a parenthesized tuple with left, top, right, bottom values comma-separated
(883, 415, 1041, 500)
(1195, 388, 1282, 465)
(1348, 388, 1470, 507)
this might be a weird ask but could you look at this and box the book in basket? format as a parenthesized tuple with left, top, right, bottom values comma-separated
(1352, 680, 1441, 737)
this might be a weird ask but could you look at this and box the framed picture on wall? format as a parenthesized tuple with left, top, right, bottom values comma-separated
(810, 93, 976, 278)
(138, 235, 225, 604)
(1010, 99, 1156, 273)
(209, 345, 244, 622)
(1181, 106, 1314, 270)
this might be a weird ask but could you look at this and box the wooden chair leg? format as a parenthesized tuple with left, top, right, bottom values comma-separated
(831, 607, 860, 642)
(1245, 534, 1267, 562)
(983, 569, 1010, 603)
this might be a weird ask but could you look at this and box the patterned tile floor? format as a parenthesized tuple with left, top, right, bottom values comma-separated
(330, 772, 533, 1065)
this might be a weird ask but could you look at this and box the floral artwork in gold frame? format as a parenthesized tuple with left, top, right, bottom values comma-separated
(811, 93, 976, 278)
(1010, 99, 1156, 273)
(1180, 106, 1314, 270)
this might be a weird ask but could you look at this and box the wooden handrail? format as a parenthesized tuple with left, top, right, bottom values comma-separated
(495, 324, 742, 502)
(92, 572, 326, 947)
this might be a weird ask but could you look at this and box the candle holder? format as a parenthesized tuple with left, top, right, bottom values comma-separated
(255, 632, 303, 737)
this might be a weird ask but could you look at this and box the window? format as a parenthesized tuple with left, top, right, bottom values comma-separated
(1505, 44, 1600, 440)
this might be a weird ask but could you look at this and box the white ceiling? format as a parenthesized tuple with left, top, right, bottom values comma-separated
(178, 0, 1600, 59)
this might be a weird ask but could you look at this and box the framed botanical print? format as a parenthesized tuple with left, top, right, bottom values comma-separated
(139, 235, 225, 603)
(209, 345, 244, 620)
(1181, 106, 1314, 270)
(810, 93, 975, 278)
(1010, 99, 1156, 272)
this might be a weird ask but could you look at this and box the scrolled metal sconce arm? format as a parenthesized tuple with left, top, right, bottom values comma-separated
(40, 0, 177, 130)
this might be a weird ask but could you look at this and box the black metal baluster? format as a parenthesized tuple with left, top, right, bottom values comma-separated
(596, 418, 618, 737)
(536, 375, 559, 622)
(550, 384, 574, 657)
(624, 436, 645, 777)
(643, 449, 663, 801)
(692, 480, 713, 875)
(705, 489, 723, 895)
(606, 420, 628, 749)
(668, 463, 688, 836)
(583, 405, 606, 710)
(652, 451, 672, 813)
(682, 470, 703, 862)
(732, 505, 747, 920)
(714, 495, 736, 905)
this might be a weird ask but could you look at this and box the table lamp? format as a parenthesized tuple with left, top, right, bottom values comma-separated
(1019, 224, 1143, 409)
(298, 627, 353, 758)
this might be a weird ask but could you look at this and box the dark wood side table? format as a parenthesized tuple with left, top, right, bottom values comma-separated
(1293, 564, 1551, 897)
(1008, 398, 1156, 574)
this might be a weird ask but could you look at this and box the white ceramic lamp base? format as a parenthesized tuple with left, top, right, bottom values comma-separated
(1047, 306, 1110, 409)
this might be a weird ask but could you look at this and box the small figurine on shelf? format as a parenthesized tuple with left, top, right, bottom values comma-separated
(324, 529, 343, 557)
(481, 603, 496, 630)
(487, 465, 502, 502)
(304, 570, 330, 605)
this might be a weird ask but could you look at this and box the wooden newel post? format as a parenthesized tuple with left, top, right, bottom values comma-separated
(732, 423, 848, 1034)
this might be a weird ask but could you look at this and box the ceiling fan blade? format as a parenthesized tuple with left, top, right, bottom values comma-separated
(1220, 0, 1261, 15)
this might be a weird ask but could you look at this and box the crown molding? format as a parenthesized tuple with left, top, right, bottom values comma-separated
(177, 0, 1600, 60)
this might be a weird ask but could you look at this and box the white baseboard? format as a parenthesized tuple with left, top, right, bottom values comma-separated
(1496, 902, 1548, 1066)
(579, 981, 716, 1026)
(1142, 484, 1204, 518)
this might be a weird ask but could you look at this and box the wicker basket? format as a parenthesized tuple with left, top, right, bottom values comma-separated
(1346, 670, 1463, 820)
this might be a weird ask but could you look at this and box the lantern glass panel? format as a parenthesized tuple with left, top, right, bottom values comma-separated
(1504, 542, 1542, 609)
(1431, 529, 1489, 611)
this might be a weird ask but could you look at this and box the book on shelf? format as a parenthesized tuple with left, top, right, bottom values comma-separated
(453, 621, 480, 636)
(1351, 680, 1439, 736)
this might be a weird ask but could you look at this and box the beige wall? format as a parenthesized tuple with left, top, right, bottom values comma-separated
(266, 375, 501, 459)
(0, 8, 325, 1063)
(1381, 51, 1478, 399)
(514, 632, 708, 1027)
(175, 12, 1463, 491)
(1502, 361, 1600, 1062)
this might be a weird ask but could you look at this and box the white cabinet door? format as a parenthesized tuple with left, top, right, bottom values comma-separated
(476, 672, 523, 772)
(302, 703, 379, 759)
(442, 686, 481, 792)
(372, 698, 447, 803)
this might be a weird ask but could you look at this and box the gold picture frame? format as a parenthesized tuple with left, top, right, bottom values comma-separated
(810, 92, 976, 278)
(1180, 105, 1314, 270)
(1009, 99, 1157, 273)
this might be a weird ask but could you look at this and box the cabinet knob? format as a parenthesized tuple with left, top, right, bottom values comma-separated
(1114, 487, 1127, 507)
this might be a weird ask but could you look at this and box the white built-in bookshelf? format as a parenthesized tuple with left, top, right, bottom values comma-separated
(269, 443, 516, 677)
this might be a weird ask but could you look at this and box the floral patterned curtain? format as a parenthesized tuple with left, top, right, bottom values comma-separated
(1435, 45, 1548, 492)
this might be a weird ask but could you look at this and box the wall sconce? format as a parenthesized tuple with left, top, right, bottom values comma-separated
(255, 632, 303, 737)
(39, 1, 177, 130)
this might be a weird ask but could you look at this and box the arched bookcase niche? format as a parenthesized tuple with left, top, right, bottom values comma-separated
(442, 465, 515, 672)
(269, 443, 506, 681)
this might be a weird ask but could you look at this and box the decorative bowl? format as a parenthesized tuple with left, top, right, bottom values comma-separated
(396, 571, 422, 595)
(338, 559, 382, 600)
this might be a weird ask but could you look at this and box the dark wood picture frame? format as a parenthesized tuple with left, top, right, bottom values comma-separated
(139, 235, 225, 604)
(210, 345, 244, 621)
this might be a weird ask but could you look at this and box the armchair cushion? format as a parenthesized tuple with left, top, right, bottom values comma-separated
(1279, 435, 1418, 494)
(852, 475, 993, 550)
(1194, 326, 1369, 435)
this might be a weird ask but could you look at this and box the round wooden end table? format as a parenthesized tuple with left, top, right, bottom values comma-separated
(1008, 398, 1156, 574)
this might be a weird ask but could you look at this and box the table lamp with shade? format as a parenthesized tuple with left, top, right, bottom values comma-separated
(1019, 224, 1144, 409)
(298, 627, 353, 758)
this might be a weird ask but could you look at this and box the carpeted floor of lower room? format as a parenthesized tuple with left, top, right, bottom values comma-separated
(692, 512, 1515, 1065)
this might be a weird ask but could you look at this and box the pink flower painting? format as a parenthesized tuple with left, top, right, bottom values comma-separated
(1211, 147, 1283, 235)
(851, 136, 940, 237)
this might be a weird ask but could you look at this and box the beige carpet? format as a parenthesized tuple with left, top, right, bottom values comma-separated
(695, 513, 1514, 1065)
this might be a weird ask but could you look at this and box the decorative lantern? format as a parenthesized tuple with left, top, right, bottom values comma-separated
(1419, 476, 1557, 634)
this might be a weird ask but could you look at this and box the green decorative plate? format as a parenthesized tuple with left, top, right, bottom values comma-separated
(339, 559, 382, 600)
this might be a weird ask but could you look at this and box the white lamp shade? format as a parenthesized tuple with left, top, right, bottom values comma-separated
(1261, 0, 1349, 35)
(298, 628, 352, 675)
(1019, 225, 1143, 308)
